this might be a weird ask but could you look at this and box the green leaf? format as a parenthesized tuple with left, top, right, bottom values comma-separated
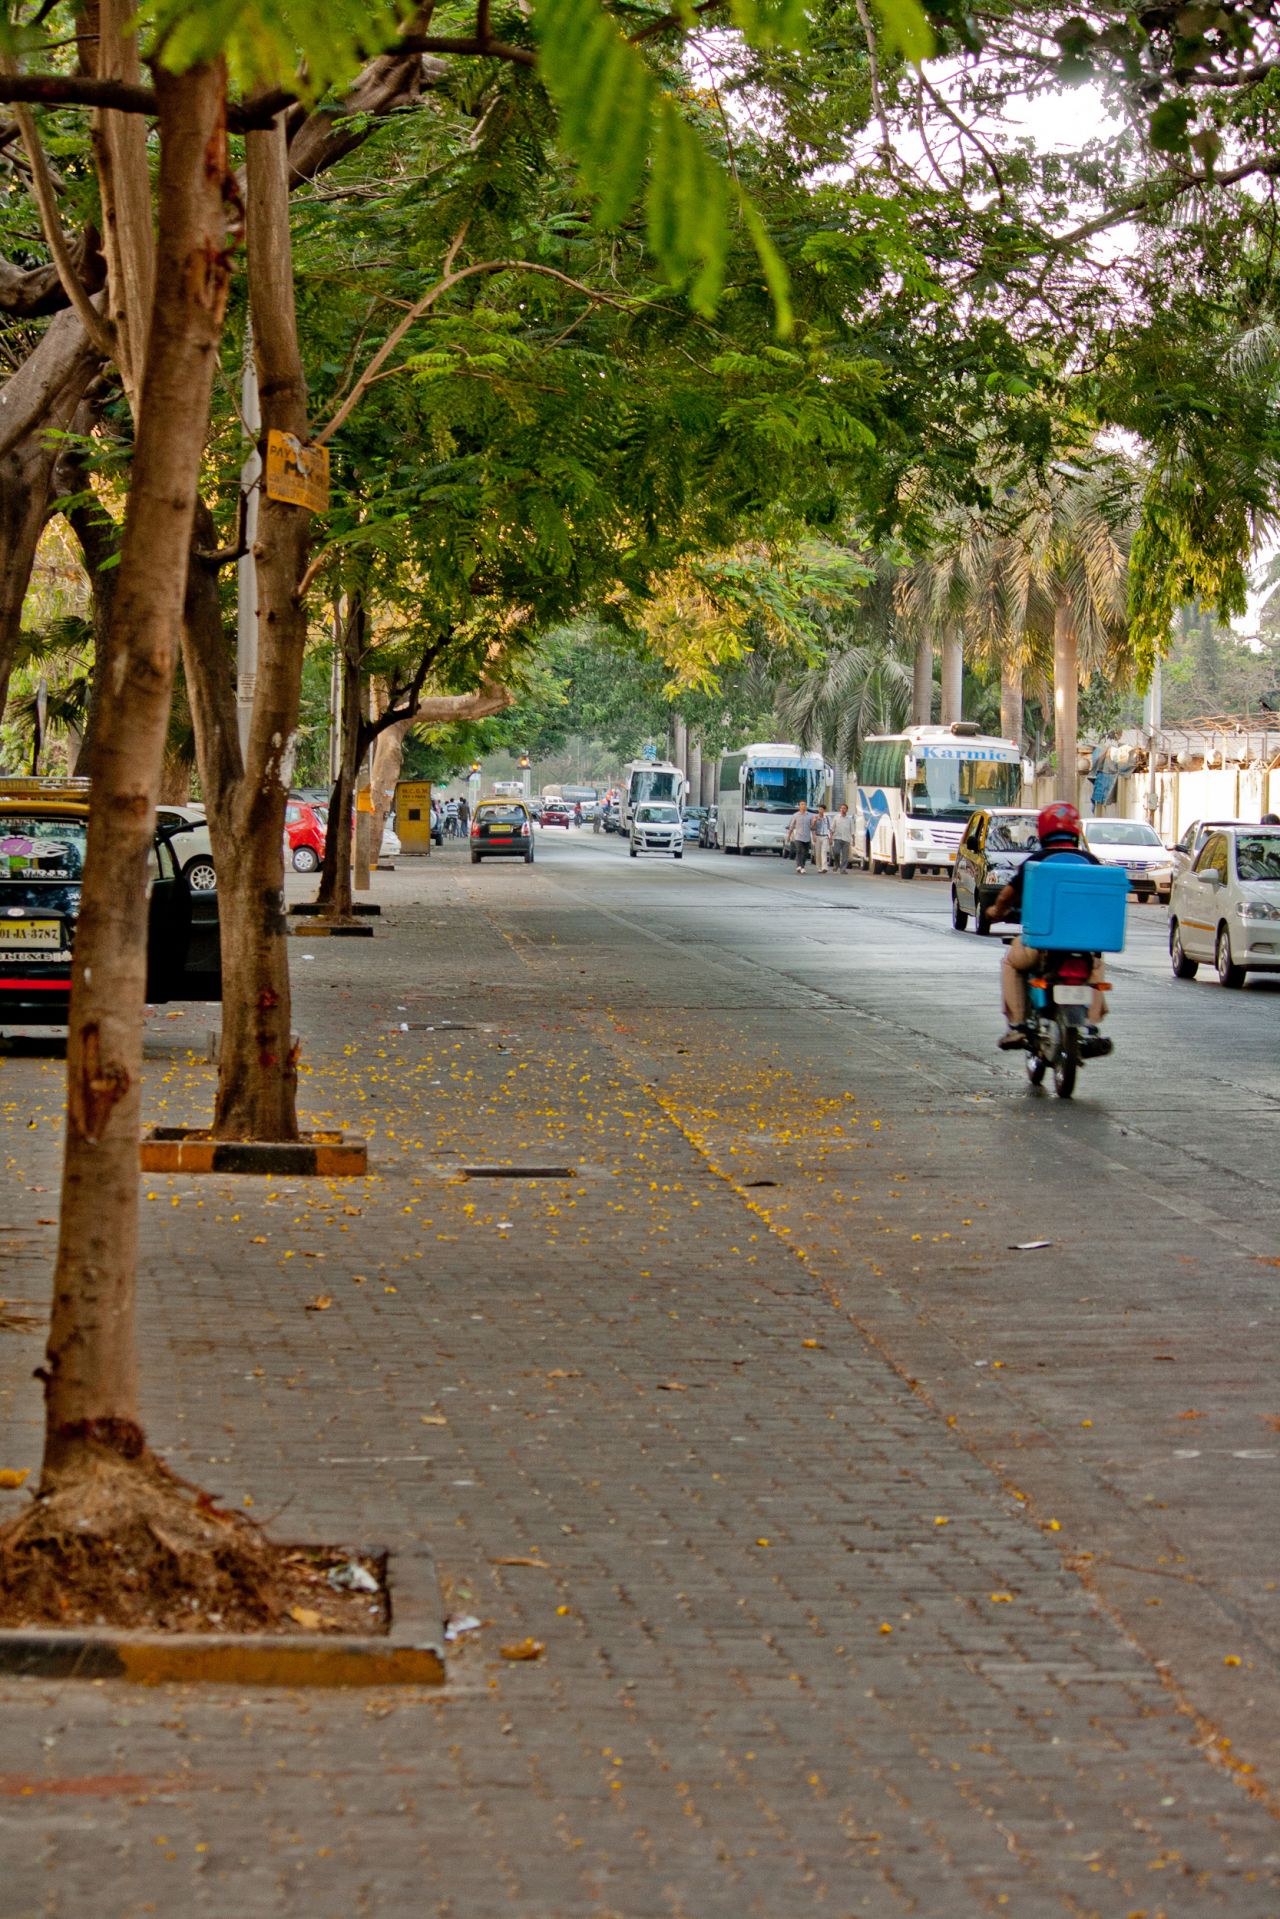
(871, 0, 934, 65)
(1149, 97, 1194, 154)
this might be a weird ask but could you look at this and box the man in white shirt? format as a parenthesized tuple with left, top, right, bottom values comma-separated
(830, 802, 854, 872)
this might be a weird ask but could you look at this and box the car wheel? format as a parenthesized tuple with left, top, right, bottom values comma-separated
(674, 851, 682, 860)
(1170, 920, 1198, 980)
(630, 846, 637, 858)
(974, 908, 992, 936)
(525, 849, 534, 863)
(470, 851, 481, 865)
(1215, 924, 1245, 988)
(950, 889, 968, 932)
(185, 856, 217, 893)
(292, 845, 319, 872)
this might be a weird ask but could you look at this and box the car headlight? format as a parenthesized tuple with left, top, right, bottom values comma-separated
(907, 827, 929, 843)
(1236, 901, 1280, 921)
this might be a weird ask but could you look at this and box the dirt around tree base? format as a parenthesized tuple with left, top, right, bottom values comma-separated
(0, 1451, 387, 1635)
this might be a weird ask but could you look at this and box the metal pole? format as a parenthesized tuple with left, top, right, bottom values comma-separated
(236, 325, 261, 760)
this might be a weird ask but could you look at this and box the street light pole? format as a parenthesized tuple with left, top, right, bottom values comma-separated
(236, 325, 261, 760)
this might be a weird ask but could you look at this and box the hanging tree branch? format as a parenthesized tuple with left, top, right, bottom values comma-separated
(2, 65, 115, 361)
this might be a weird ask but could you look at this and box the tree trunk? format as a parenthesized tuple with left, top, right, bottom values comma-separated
(940, 629, 963, 725)
(212, 117, 312, 1143)
(701, 758, 716, 807)
(1053, 589, 1078, 806)
(85, 0, 155, 415)
(0, 333, 103, 725)
(1000, 657, 1023, 748)
(912, 630, 933, 726)
(315, 598, 364, 920)
(41, 62, 230, 1489)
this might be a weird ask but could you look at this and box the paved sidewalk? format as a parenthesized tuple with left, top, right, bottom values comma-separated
(0, 851, 1278, 1918)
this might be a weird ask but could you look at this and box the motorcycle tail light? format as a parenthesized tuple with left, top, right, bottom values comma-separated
(1057, 955, 1091, 983)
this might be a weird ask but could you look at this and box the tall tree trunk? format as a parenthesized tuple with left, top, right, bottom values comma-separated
(1053, 589, 1078, 806)
(1000, 656, 1023, 747)
(213, 117, 312, 1143)
(912, 631, 933, 726)
(42, 62, 230, 1490)
(85, 0, 155, 414)
(315, 597, 363, 919)
(0, 327, 103, 724)
(940, 629, 963, 725)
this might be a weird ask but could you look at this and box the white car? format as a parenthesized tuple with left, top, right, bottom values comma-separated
(1169, 824, 1280, 987)
(630, 802, 683, 859)
(1081, 817, 1175, 903)
(157, 804, 216, 893)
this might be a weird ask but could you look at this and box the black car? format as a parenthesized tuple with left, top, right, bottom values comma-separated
(0, 781, 222, 1027)
(469, 799, 535, 863)
(951, 807, 1039, 933)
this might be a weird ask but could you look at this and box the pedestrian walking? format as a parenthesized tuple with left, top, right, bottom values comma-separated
(785, 800, 813, 873)
(812, 804, 830, 872)
(831, 802, 854, 871)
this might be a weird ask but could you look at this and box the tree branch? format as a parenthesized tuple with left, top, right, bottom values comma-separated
(192, 485, 249, 568)
(315, 257, 629, 446)
(2, 69, 116, 360)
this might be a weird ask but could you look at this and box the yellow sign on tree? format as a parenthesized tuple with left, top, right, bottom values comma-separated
(265, 429, 330, 512)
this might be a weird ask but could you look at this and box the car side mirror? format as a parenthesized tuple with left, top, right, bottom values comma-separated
(1202, 869, 1223, 887)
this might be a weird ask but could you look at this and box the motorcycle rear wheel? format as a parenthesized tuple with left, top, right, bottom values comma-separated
(1052, 1020, 1079, 1099)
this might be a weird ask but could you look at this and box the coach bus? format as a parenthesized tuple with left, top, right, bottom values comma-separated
(716, 742, 828, 855)
(853, 723, 1023, 877)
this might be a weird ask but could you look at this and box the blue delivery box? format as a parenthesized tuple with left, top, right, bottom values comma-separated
(1021, 860, 1128, 953)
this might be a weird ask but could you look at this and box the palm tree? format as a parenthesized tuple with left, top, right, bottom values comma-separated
(985, 457, 1138, 799)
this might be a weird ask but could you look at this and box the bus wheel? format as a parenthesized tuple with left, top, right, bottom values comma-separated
(900, 863, 916, 880)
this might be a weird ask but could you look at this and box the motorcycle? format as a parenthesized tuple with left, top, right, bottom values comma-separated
(1022, 951, 1113, 1099)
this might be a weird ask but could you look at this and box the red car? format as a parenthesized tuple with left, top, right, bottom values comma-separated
(540, 804, 572, 829)
(284, 800, 326, 871)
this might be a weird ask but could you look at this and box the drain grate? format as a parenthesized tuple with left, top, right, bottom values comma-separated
(461, 1165, 575, 1180)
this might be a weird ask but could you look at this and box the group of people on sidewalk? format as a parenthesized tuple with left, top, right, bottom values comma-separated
(784, 800, 856, 873)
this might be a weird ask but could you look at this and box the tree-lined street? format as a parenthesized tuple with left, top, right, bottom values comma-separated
(3, 834, 1277, 1915)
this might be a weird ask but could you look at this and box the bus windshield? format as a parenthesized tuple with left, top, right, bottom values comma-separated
(744, 764, 820, 813)
(631, 770, 680, 806)
(908, 754, 1019, 822)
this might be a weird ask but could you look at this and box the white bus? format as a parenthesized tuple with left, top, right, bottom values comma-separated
(854, 723, 1023, 877)
(716, 742, 828, 855)
(621, 759, 685, 832)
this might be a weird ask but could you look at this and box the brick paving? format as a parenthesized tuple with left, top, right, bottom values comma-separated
(0, 845, 1278, 1917)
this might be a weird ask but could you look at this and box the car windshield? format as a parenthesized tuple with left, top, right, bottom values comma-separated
(480, 806, 527, 823)
(908, 754, 1020, 822)
(0, 814, 86, 879)
(636, 805, 679, 823)
(1084, 820, 1162, 846)
(1235, 833, 1280, 882)
(743, 764, 821, 813)
(987, 815, 1039, 852)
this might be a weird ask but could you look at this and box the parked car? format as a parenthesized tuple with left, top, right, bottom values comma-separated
(1168, 824, 1280, 987)
(682, 805, 708, 844)
(951, 808, 1040, 933)
(540, 803, 572, 829)
(157, 804, 216, 894)
(630, 802, 683, 859)
(698, 806, 718, 849)
(0, 777, 221, 1027)
(1080, 817, 1175, 902)
(470, 799, 535, 864)
(1170, 817, 1252, 882)
(284, 799, 327, 872)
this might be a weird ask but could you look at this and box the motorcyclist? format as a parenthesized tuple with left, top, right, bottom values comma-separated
(990, 801, 1110, 1052)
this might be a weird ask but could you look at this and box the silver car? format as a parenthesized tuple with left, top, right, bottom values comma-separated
(1081, 817, 1175, 903)
(629, 802, 683, 859)
(1169, 825, 1280, 986)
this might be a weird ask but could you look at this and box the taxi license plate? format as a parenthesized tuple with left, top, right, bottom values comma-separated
(490, 826, 512, 836)
(0, 919, 62, 958)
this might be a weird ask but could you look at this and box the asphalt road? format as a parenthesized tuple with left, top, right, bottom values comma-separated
(523, 824, 1280, 1773)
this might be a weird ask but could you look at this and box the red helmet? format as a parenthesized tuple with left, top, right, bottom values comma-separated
(1037, 801, 1081, 844)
